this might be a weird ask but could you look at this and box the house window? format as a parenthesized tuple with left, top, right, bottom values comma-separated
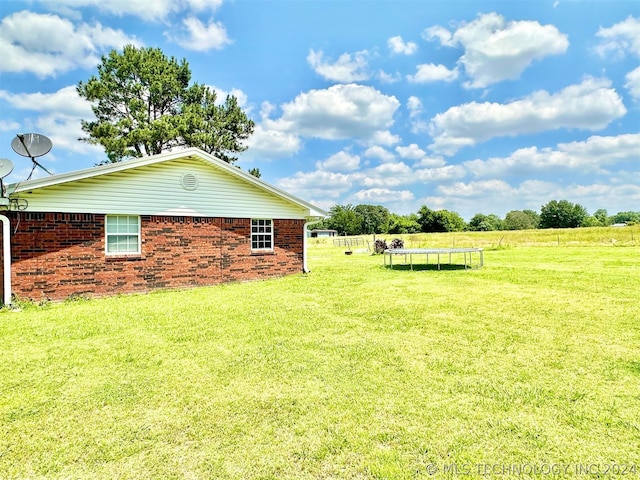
(106, 215, 141, 255)
(251, 219, 273, 251)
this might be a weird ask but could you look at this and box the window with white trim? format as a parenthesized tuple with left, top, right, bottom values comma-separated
(105, 215, 141, 255)
(251, 219, 273, 251)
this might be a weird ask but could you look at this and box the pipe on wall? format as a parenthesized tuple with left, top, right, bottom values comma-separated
(302, 218, 323, 273)
(0, 214, 11, 306)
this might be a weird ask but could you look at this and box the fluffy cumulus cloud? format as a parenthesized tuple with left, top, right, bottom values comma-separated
(307, 49, 370, 83)
(0, 11, 140, 77)
(387, 36, 417, 55)
(431, 178, 640, 220)
(316, 151, 361, 172)
(352, 188, 414, 203)
(357, 162, 465, 188)
(0, 86, 101, 154)
(277, 170, 353, 199)
(0, 120, 20, 132)
(406, 96, 428, 134)
(595, 16, 640, 60)
(429, 77, 627, 155)
(247, 84, 400, 159)
(243, 124, 302, 160)
(0, 86, 93, 117)
(396, 144, 446, 167)
(275, 83, 400, 141)
(169, 16, 231, 51)
(425, 12, 569, 88)
(407, 63, 459, 83)
(41, 0, 224, 22)
(364, 146, 395, 162)
(624, 66, 640, 101)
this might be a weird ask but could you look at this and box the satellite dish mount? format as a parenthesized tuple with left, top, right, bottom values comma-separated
(11, 133, 53, 177)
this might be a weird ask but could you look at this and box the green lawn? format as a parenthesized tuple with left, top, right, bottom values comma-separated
(1, 228, 639, 479)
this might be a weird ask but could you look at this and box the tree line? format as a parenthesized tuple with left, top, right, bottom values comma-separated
(317, 201, 640, 236)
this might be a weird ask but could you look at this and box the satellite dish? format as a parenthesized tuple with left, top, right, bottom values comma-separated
(11, 133, 53, 176)
(11, 133, 52, 158)
(0, 158, 14, 178)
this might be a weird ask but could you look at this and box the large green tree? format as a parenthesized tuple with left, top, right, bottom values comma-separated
(503, 210, 540, 230)
(354, 204, 390, 234)
(77, 45, 254, 163)
(417, 206, 466, 232)
(468, 213, 503, 231)
(539, 200, 588, 229)
(325, 204, 362, 236)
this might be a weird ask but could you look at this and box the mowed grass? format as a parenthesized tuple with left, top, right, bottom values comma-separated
(1, 227, 639, 479)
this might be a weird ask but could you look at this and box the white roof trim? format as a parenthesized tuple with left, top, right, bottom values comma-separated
(8, 148, 327, 217)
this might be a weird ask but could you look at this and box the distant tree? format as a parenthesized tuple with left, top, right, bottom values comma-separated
(354, 204, 390, 234)
(593, 209, 611, 226)
(77, 45, 254, 163)
(523, 210, 540, 228)
(539, 200, 588, 229)
(385, 213, 421, 234)
(612, 211, 640, 224)
(504, 210, 539, 230)
(417, 206, 465, 232)
(248, 168, 261, 178)
(468, 213, 503, 231)
(325, 204, 361, 235)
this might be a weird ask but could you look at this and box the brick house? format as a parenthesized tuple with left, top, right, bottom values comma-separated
(0, 148, 325, 302)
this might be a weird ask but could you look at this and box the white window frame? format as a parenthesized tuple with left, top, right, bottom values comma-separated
(105, 215, 141, 256)
(251, 218, 273, 251)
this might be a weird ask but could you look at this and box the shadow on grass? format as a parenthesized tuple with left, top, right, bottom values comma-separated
(384, 264, 474, 271)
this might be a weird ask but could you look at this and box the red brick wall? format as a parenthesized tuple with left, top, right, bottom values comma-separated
(0, 212, 304, 301)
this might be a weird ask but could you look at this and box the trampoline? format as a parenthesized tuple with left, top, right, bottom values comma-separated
(383, 248, 483, 270)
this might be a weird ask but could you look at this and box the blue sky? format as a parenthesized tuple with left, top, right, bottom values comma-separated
(0, 0, 638, 220)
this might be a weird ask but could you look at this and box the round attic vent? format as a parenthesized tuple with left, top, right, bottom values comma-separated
(181, 173, 198, 191)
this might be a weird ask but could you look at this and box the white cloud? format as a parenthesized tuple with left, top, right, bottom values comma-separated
(429, 77, 626, 155)
(407, 63, 458, 83)
(169, 16, 231, 51)
(431, 178, 640, 220)
(364, 146, 395, 162)
(395, 144, 425, 160)
(41, 0, 224, 22)
(423, 25, 455, 47)
(316, 151, 361, 172)
(244, 85, 399, 160)
(207, 85, 250, 110)
(366, 130, 401, 147)
(388, 36, 417, 55)
(0, 86, 101, 154)
(378, 70, 401, 83)
(352, 188, 414, 203)
(395, 144, 446, 167)
(0, 86, 93, 117)
(243, 124, 302, 160)
(357, 162, 465, 188)
(426, 13, 569, 88)
(0, 120, 21, 132)
(624, 66, 640, 101)
(0, 11, 140, 78)
(595, 16, 640, 60)
(274, 83, 400, 141)
(277, 170, 353, 199)
(406, 96, 428, 134)
(307, 49, 369, 82)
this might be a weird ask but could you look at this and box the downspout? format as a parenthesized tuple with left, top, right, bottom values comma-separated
(303, 217, 323, 273)
(0, 214, 11, 306)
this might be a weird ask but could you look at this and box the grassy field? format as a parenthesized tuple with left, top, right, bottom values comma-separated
(1, 227, 639, 479)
